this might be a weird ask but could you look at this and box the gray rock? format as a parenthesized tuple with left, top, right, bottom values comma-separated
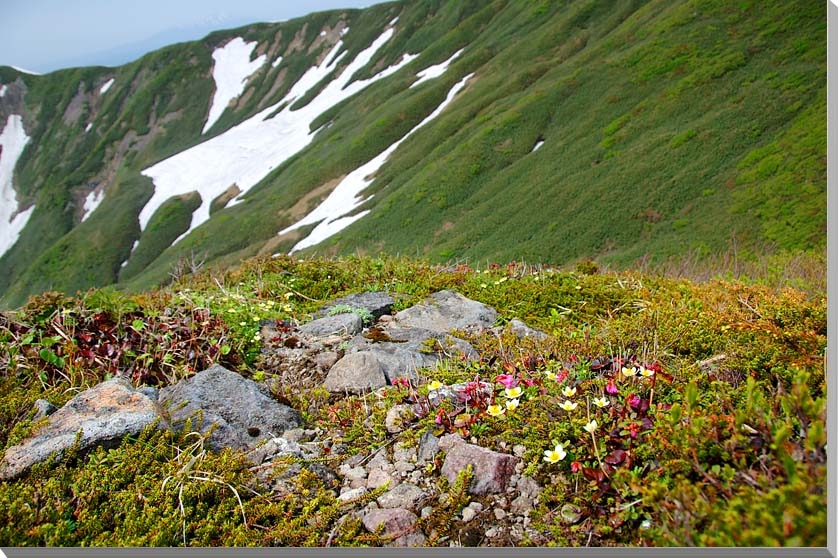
(158, 364, 302, 452)
(1, 377, 166, 480)
(385, 405, 414, 433)
(393, 445, 417, 463)
(394, 290, 497, 333)
(137, 386, 159, 401)
(323, 352, 387, 394)
(316, 291, 398, 319)
(339, 464, 367, 482)
(315, 351, 339, 371)
(347, 326, 478, 383)
(377, 482, 424, 510)
(362, 508, 425, 546)
(461, 507, 477, 523)
(32, 399, 57, 421)
(300, 313, 363, 339)
(440, 437, 520, 496)
(418, 429, 440, 462)
(508, 319, 549, 341)
(339, 486, 368, 502)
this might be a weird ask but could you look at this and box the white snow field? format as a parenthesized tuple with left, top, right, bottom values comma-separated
(140, 26, 416, 246)
(85, 122, 93, 133)
(202, 38, 267, 134)
(80, 189, 104, 222)
(99, 78, 115, 94)
(410, 48, 463, 88)
(0, 85, 6, 97)
(11, 66, 40, 75)
(272, 55, 283, 69)
(283, 72, 475, 253)
(532, 139, 544, 152)
(0, 115, 34, 258)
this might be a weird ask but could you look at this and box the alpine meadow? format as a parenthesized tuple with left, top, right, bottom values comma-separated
(0, 0, 827, 549)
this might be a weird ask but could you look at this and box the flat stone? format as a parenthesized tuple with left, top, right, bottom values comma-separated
(339, 486, 368, 502)
(158, 364, 302, 452)
(440, 438, 519, 496)
(385, 405, 414, 433)
(316, 292, 398, 319)
(394, 290, 497, 333)
(300, 313, 362, 339)
(377, 482, 424, 510)
(323, 352, 387, 394)
(362, 508, 425, 547)
(315, 351, 339, 371)
(367, 467, 396, 490)
(0, 377, 166, 480)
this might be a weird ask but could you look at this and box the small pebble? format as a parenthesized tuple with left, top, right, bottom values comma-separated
(461, 507, 477, 523)
(494, 509, 507, 520)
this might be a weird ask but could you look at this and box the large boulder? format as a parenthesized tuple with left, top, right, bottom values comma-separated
(393, 290, 497, 333)
(0, 377, 167, 480)
(158, 365, 302, 451)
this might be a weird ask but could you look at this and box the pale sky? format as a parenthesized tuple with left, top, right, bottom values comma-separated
(0, 0, 385, 74)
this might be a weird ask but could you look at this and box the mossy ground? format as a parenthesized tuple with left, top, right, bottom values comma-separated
(0, 253, 826, 546)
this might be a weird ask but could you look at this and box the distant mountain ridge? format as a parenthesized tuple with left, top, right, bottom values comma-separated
(0, 0, 826, 308)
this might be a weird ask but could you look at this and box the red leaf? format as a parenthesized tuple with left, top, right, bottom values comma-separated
(604, 449, 627, 465)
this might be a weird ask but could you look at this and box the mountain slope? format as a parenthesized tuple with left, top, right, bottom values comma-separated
(0, 0, 825, 308)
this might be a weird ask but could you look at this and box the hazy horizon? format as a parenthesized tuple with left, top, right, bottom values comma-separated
(0, 0, 384, 74)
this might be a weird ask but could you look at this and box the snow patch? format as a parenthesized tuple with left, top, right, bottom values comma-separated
(320, 31, 327, 37)
(283, 72, 475, 253)
(141, 27, 415, 246)
(80, 189, 104, 222)
(411, 48, 464, 88)
(11, 65, 41, 75)
(202, 38, 267, 134)
(532, 140, 544, 152)
(85, 122, 93, 133)
(99, 78, 114, 94)
(0, 115, 34, 257)
(390, 16, 400, 25)
(272, 55, 283, 68)
(0, 85, 6, 97)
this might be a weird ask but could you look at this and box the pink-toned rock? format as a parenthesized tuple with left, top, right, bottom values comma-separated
(0, 377, 166, 480)
(440, 438, 519, 496)
(362, 508, 425, 546)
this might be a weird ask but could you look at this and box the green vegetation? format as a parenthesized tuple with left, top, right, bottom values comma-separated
(0, 254, 826, 546)
(0, 0, 825, 317)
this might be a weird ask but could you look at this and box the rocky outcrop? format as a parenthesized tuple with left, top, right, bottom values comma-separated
(0, 377, 166, 480)
(158, 364, 302, 451)
(393, 290, 497, 333)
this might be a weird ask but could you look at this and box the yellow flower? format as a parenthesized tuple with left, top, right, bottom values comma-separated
(561, 386, 577, 398)
(543, 444, 567, 463)
(641, 367, 655, 377)
(505, 386, 522, 398)
(487, 404, 506, 417)
(593, 397, 610, 408)
(428, 380, 443, 391)
(622, 366, 637, 377)
(584, 419, 599, 433)
(506, 398, 520, 411)
(559, 400, 578, 411)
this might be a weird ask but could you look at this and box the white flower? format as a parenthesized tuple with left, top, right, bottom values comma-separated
(559, 400, 578, 411)
(593, 397, 610, 408)
(543, 444, 567, 463)
(561, 386, 577, 398)
(584, 420, 598, 433)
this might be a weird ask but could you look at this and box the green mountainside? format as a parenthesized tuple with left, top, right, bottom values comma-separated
(0, 0, 825, 308)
